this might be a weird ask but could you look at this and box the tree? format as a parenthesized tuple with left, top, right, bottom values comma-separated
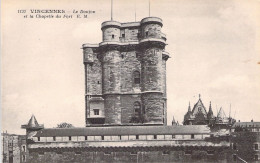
(56, 122, 74, 128)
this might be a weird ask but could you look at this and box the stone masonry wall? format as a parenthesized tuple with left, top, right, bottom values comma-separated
(141, 24, 162, 39)
(120, 51, 141, 93)
(231, 132, 260, 162)
(142, 92, 164, 124)
(120, 28, 139, 42)
(102, 50, 121, 94)
(121, 95, 141, 124)
(103, 27, 120, 42)
(141, 48, 163, 92)
(85, 53, 102, 95)
(104, 95, 121, 124)
(27, 148, 230, 163)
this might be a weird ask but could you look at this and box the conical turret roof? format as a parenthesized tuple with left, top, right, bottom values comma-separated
(207, 101, 214, 118)
(188, 102, 191, 112)
(217, 107, 226, 119)
(184, 102, 192, 120)
(27, 115, 40, 128)
(21, 114, 44, 129)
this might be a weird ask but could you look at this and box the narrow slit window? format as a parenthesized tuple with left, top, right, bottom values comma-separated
(255, 144, 259, 150)
(22, 155, 26, 162)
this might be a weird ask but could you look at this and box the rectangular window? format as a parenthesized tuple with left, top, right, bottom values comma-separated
(172, 135, 176, 139)
(191, 134, 194, 139)
(69, 136, 71, 141)
(207, 150, 214, 155)
(119, 135, 121, 140)
(185, 150, 192, 155)
(53, 136, 56, 141)
(85, 136, 88, 141)
(255, 144, 259, 150)
(163, 151, 170, 155)
(94, 109, 99, 115)
(101, 136, 104, 140)
(136, 135, 139, 140)
(75, 151, 81, 155)
(104, 151, 111, 155)
(255, 155, 259, 161)
(37, 137, 40, 141)
(122, 34, 125, 38)
(154, 135, 157, 139)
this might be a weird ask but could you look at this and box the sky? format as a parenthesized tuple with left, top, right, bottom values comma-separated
(1, 0, 260, 134)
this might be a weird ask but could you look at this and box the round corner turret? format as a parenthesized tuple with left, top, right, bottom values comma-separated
(140, 17, 163, 40)
(21, 115, 44, 136)
(101, 21, 122, 42)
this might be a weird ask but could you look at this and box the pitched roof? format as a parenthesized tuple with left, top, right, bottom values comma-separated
(207, 102, 214, 118)
(34, 125, 211, 137)
(191, 98, 208, 118)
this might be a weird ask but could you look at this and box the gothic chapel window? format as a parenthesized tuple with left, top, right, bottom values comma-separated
(134, 102, 141, 115)
(133, 71, 140, 84)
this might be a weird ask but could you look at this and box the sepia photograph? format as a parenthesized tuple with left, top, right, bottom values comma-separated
(1, 0, 260, 162)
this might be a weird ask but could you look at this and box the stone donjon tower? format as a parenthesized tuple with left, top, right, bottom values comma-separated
(82, 17, 170, 126)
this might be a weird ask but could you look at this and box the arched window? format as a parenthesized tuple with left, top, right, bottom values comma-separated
(134, 102, 141, 115)
(133, 71, 140, 84)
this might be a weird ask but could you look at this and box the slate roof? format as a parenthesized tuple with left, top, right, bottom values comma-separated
(21, 115, 44, 129)
(193, 98, 207, 112)
(232, 122, 260, 128)
(34, 125, 211, 137)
